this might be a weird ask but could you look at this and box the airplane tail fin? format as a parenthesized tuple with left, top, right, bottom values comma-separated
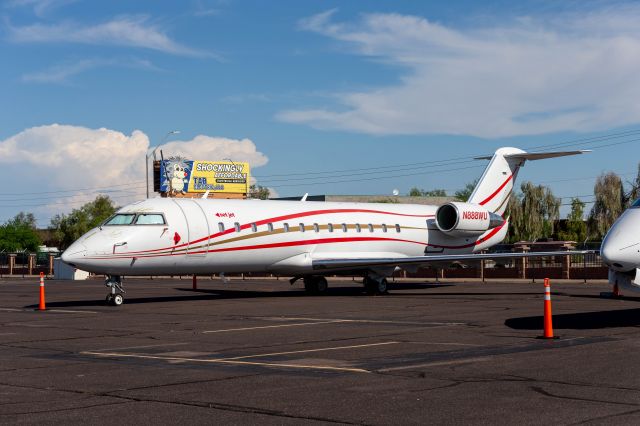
(467, 147, 588, 216)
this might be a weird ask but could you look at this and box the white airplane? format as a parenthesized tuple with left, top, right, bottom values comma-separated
(61, 147, 587, 306)
(601, 198, 640, 295)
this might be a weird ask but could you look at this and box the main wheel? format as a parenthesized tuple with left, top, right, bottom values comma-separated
(105, 294, 113, 305)
(376, 278, 388, 295)
(315, 277, 328, 293)
(112, 293, 124, 306)
(304, 277, 319, 294)
(363, 277, 376, 295)
(363, 277, 388, 295)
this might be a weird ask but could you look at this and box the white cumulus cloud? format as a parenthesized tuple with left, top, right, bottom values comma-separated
(278, 7, 640, 138)
(0, 125, 269, 218)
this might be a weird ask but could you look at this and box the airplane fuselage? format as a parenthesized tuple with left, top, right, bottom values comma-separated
(61, 197, 507, 276)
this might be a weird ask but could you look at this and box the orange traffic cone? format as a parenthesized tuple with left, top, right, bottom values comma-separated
(540, 278, 558, 339)
(38, 272, 46, 311)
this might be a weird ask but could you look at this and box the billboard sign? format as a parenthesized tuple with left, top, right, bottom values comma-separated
(160, 159, 250, 194)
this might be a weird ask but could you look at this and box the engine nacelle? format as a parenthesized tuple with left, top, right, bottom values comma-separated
(435, 202, 505, 237)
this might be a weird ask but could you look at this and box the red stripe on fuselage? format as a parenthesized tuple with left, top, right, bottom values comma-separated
(478, 175, 513, 207)
(119, 208, 435, 256)
(85, 222, 506, 261)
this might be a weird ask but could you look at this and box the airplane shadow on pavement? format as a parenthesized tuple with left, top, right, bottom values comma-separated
(505, 308, 640, 330)
(21, 283, 455, 308)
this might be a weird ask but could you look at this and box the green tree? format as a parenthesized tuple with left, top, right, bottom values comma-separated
(50, 195, 116, 249)
(408, 188, 447, 197)
(454, 179, 478, 202)
(0, 212, 41, 252)
(505, 181, 560, 242)
(408, 187, 423, 196)
(626, 162, 640, 205)
(588, 172, 624, 240)
(558, 198, 587, 242)
(248, 184, 270, 200)
(505, 193, 524, 243)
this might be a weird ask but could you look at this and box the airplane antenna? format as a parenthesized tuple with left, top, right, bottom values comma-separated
(301, 193, 308, 202)
(202, 190, 210, 199)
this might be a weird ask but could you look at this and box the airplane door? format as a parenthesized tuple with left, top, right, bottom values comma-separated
(173, 199, 210, 256)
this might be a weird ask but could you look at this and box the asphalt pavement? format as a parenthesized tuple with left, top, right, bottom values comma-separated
(1, 276, 639, 425)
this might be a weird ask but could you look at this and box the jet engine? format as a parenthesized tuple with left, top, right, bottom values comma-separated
(435, 202, 505, 237)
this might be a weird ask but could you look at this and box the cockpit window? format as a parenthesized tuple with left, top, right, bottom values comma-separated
(104, 214, 136, 225)
(135, 214, 166, 225)
(632, 198, 640, 208)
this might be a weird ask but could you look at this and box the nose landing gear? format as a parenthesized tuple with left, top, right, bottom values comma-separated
(105, 275, 125, 306)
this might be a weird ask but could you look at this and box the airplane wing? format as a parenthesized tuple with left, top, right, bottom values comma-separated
(312, 250, 591, 271)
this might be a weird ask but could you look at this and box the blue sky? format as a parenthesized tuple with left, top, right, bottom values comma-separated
(1, 0, 639, 226)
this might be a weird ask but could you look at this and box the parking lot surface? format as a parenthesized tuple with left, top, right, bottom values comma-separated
(1, 277, 639, 425)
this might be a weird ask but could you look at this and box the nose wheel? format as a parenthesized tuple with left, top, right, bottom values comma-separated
(105, 275, 125, 306)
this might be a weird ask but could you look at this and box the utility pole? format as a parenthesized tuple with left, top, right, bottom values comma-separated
(146, 130, 179, 198)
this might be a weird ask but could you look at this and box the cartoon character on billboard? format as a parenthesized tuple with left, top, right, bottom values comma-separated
(162, 159, 191, 194)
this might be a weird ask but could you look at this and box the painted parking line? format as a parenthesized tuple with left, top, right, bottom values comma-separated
(203, 318, 465, 334)
(378, 357, 492, 371)
(81, 351, 370, 373)
(81, 341, 400, 373)
(260, 316, 466, 326)
(202, 320, 351, 333)
(0, 307, 98, 314)
(223, 341, 400, 360)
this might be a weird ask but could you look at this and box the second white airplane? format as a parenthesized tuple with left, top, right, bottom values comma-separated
(62, 147, 587, 305)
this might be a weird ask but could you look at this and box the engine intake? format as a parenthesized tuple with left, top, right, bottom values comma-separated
(435, 202, 504, 237)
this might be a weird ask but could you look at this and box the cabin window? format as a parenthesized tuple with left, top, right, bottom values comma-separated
(283, 223, 290, 232)
(251, 223, 257, 232)
(356, 224, 361, 233)
(299, 223, 305, 232)
(328, 223, 334, 232)
(313, 223, 319, 232)
(368, 223, 374, 232)
(267, 223, 274, 232)
(234, 222, 241, 232)
(104, 214, 136, 226)
(218, 222, 225, 232)
(134, 214, 166, 225)
(395, 224, 401, 233)
(382, 224, 388, 233)
(342, 223, 347, 232)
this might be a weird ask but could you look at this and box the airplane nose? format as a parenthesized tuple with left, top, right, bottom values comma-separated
(601, 209, 640, 271)
(61, 243, 87, 266)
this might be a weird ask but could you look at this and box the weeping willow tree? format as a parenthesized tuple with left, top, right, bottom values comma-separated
(505, 181, 560, 243)
(627, 163, 640, 206)
(588, 172, 625, 240)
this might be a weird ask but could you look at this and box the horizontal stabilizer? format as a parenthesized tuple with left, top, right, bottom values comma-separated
(474, 150, 590, 161)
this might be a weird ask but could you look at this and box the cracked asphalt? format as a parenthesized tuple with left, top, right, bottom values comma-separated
(1, 276, 640, 425)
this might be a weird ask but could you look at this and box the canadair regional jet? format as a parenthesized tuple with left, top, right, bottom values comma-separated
(62, 147, 587, 306)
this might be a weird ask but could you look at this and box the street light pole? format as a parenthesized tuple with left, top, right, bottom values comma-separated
(146, 130, 180, 199)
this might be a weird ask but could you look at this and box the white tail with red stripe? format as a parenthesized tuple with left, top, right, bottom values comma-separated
(468, 147, 588, 215)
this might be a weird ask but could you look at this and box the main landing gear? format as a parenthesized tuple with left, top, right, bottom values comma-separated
(303, 276, 329, 295)
(105, 275, 125, 306)
(363, 276, 388, 295)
